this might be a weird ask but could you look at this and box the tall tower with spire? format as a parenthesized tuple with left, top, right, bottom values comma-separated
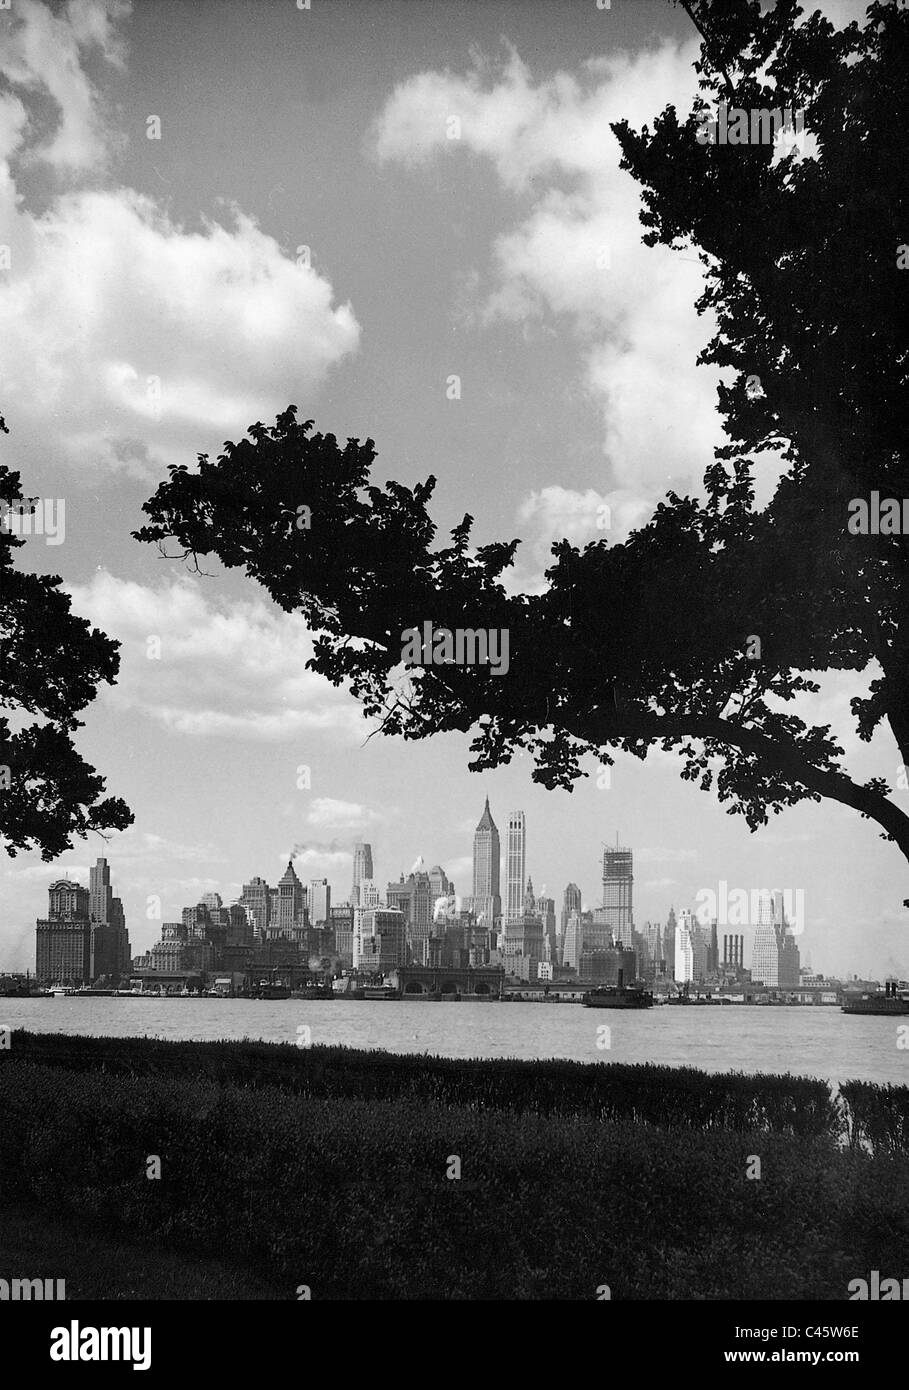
(465, 796, 501, 927)
(276, 859, 305, 936)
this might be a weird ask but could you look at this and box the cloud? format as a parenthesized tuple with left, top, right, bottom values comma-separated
(103, 829, 229, 865)
(636, 848, 699, 865)
(517, 484, 653, 571)
(66, 573, 368, 742)
(374, 43, 729, 510)
(304, 799, 382, 833)
(0, 1, 359, 480)
(3, 0, 130, 172)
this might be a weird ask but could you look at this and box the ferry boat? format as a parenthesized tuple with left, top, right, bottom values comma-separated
(582, 971, 653, 1009)
(842, 980, 909, 1016)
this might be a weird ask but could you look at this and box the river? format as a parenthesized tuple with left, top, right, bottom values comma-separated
(2, 996, 907, 1085)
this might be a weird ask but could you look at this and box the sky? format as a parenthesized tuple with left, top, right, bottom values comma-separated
(1, 0, 902, 980)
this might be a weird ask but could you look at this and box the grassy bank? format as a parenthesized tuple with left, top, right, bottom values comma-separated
(1, 1034, 908, 1298)
(7, 1030, 908, 1153)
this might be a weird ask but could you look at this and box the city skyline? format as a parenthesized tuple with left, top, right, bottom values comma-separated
(10, 799, 891, 986)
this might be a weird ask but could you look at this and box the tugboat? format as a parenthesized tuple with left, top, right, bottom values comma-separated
(842, 980, 909, 1016)
(252, 973, 291, 1000)
(665, 982, 710, 1005)
(582, 969, 653, 1009)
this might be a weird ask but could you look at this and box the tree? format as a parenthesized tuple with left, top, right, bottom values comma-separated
(134, 1, 909, 878)
(0, 414, 132, 859)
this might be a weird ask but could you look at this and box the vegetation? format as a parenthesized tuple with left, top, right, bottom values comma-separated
(8, 1030, 844, 1139)
(1, 1048, 907, 1299)
(840, 1079, 909, 1158)
(0, 1198, 283, 1300)
(0, 413, 132, 858)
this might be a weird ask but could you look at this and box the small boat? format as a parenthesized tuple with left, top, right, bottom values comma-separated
(842, 981, 909, 1016)
(50, 986, 75, 997)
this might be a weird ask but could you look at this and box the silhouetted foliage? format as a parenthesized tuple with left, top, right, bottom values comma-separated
(0, 414, 132, 858)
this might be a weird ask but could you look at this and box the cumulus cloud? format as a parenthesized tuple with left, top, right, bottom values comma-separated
(304, 799, 382, 833)
(0, 0, 359, 479)
(517, 484, 654, 571)
(66, 573, 368, 742)
(2, 0, 130, 172)
(374, 43, 726, 510)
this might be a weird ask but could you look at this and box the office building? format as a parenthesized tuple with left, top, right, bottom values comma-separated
(580, 944, 637, 986)
(602, 845, 634, 947)
(538, 895, 556, 961)
(665, 907, 677, 975)
(87, 857, 130, 979)
(502, 909, 545, 981)
(562, 909, 591, 973)
(560, 883, 582, 963)
(428, 865, 453, 904)
(330, 904, 355, 967)
(351, 843, 374, 906)
(309, 878, 331, 926)
(674, 909, 695, 984)
(505, 811, 526, 922)
(240, 876, 271, 941)
(357, 907, 406, 973)
(752, 893, 801, 987)
(386, 871, 433, 960)
(751, 893, 780, 986)
(36, 880, 91, 985)
(466, 797, 501, 925)
(275, 859, 306, 936)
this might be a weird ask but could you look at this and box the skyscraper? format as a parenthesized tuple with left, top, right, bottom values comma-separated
(87, 857, 130, 980)
(357, 907, 407, 973)
(665, 906, 677, 975)
(466, 797, 501, 925)
(428, 865, 453, 905)
(674, 909, 694, 983)
(89, 857, 111, 925)
(537, 895, 556, 960)
(751, 892, 780, 986)
(386, 871, 433, 960)
(36, 880, 92, 985)
(779, 923, 801, 987)
(752, 893, 801, 987)
(562, 909, 591, 972)
(309, 879, 331, 926)
(240, 876, 271, 941)
(275, 860, 305, 936)
(560, 883, 582, 935)
(351, 843, 374, 906)
(505, 811, 526, 922)
(602, 844, 634, 947)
